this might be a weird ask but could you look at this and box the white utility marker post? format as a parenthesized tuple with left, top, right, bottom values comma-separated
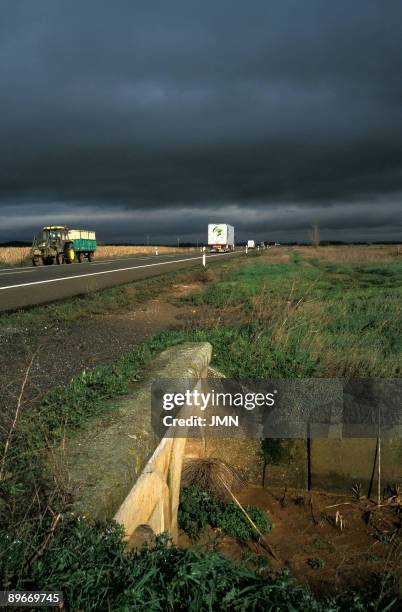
(155, 248, 158, 255)
(202, 253, 206, 267)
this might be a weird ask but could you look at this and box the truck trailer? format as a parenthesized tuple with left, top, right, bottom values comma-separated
(208, 224, 235, 252)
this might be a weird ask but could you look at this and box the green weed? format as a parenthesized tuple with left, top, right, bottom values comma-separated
(1, 515, 399, 611)
(307, 557, 325, 569)
(178, 485, 272, 541)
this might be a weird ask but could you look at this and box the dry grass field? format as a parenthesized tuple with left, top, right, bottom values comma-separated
(0, 246, 30, 266)
(0, 243, 400, 267)
(0, 244, 198, 266)
(292, 243, 401, 263)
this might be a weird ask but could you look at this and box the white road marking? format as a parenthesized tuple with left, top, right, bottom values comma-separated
(0, 269, 35, 276)
(0, 252, 240, 291)
(0, 266, 35, 272)
(0, 254, 176, 273)
(90, 256, 152, 265)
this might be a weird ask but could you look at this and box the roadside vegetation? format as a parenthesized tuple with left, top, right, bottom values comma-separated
(0, 334, 178, 535)
(156, 250, 401, 378)
(0, 260, 216, 329)
(1, 245, 401, 609)
(4, 518, 399, 611)
(178, 485, 272, 541)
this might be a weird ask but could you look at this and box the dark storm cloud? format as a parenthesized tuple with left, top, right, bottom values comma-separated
(0, 0, 401, 241)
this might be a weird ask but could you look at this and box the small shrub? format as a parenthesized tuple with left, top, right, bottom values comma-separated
(370, 532, 391, 545)
(307, 557, 325, 569)
(178, 486, 272, 541)
(177, 486, 213, 540)
(217, 501, 270, 540)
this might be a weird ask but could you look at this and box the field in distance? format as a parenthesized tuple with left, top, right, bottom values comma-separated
(0, 244, 198, 267)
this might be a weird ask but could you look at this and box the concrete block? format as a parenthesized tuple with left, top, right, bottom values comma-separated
(63, 342, 212, 539)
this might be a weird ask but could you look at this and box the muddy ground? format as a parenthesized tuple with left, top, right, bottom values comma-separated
(179, 484, 402, 597)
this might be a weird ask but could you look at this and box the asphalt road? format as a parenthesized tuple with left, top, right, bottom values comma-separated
(0, 250, 242, 313)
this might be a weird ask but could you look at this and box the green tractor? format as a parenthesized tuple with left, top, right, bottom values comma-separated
(31, 226, 97, 266)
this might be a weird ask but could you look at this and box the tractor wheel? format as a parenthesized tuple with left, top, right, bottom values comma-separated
(32, 256, 43, 266)
(88, 252, 94, 262)
(64, 244, 75, 264)
(46, 257, 54, 265)
(77, 252, 84, 263)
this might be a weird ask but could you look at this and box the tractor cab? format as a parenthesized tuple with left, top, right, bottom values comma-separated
(41, 226, 68, 243)
(31, 226, 70, 266)
(32, 226, 68, 249)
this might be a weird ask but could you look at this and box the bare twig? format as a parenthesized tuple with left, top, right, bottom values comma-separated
(368, 436, 379, 500)
(310, 497, 319, 525)
(0, 352, 37, 481)
(378, 430, 381, 507)
(216, 474, 279, 561)
(29, 512, 62, 564)
(326, 502, 352, 509)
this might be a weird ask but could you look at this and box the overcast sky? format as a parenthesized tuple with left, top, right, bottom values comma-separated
(1, 0, 401, 243)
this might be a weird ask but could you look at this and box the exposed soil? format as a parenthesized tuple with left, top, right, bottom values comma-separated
(179, 484, 402, 597)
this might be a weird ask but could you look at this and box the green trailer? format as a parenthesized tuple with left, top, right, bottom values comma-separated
(31, 226, 97, 265)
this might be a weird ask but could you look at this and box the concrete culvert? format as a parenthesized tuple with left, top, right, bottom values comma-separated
(127, 524, 156, 551)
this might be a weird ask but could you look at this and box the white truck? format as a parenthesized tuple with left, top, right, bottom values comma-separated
(247, 240, 255, 249)
(208, 224, 235, 252)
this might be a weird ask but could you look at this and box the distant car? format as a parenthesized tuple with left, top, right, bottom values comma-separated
(247, 240, 255, 249)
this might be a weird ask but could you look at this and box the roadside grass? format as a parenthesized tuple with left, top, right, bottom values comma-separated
(7, 249, 397, 500)
(0, 256, 244, 537)
(178, 254, 402, 378)
(1, 319, 261, 533)
(149, 326, 318, 379)
(4, 518, 397, 611)
(0, 282, 140, 328)
(0, 257, 232, 329)
(1, 252, 400, 499)
(0, 337, 170, 533)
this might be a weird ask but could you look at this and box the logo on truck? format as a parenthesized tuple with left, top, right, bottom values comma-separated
(213, 225, 223, 236)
